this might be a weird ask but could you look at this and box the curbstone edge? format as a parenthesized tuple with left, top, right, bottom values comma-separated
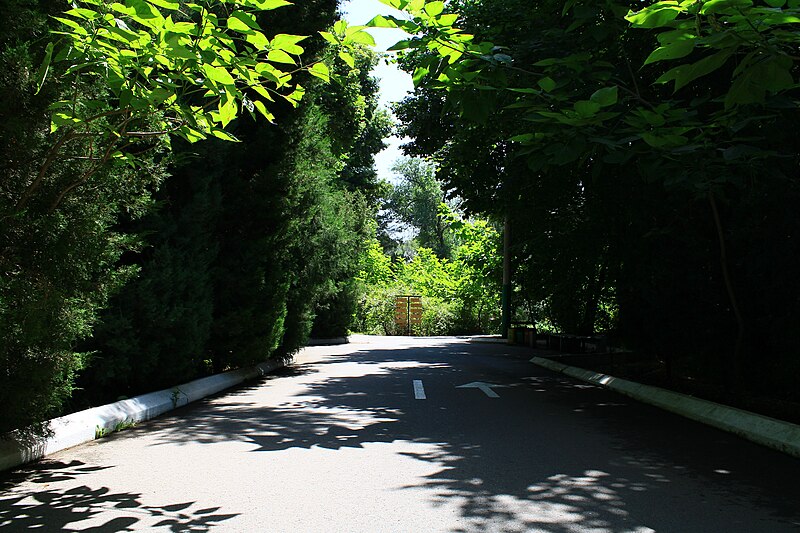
(0, 356, 290, 472)
(531, 356, 800, 459)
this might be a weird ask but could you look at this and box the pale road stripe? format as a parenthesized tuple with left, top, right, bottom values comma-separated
(482, 386, 500, 399)
(413, 380, 426, 400)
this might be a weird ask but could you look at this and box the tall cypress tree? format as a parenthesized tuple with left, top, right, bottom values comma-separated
(0, 0, 166, 431)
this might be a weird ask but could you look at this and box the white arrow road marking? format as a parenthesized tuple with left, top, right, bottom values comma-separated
(413, 379, 426, 400)
(456, 382, 502, 398)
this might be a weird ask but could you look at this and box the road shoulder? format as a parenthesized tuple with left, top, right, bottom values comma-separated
(531, 356, 800, 459)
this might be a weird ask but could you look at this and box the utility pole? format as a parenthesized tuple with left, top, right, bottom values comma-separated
(501, 216, 511, 339)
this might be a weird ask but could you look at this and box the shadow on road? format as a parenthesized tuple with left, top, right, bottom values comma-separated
(0, 460, 237, 531)
(124, 342, 800, 531)
(2, 339, 799, 532)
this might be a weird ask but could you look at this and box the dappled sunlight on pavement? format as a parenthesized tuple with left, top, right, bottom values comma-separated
(2, 336, 799, 531)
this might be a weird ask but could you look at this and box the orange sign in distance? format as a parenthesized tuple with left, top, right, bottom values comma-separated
(394, 295, 422, 334)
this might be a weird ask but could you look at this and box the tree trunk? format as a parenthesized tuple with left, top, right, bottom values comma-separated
(709, 191, 745, 390)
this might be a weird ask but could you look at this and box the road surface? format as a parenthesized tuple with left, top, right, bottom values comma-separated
(2, 335, 799, 532)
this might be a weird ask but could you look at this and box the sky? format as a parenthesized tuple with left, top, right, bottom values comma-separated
(339, 0, 414, 183)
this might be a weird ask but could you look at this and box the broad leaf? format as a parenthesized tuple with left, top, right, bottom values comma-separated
(626, 4, 682, 29)
(644, 39, 695, 65)
(657, 49, 734, 91)
(590, 86, 618, 107)
(34, 42, 54, 95)
(537, 76, 556, 92)
(308, 62, 330, 83)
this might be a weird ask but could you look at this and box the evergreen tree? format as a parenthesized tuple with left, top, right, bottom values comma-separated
(0, 0, 166, 432)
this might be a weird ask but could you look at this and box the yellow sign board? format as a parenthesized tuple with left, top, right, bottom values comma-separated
(394, 295, 422, 335)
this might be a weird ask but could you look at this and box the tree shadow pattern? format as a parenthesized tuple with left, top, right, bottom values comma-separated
(0, 460, 237, 531)
(137, 342, 800, 531)
(2, 340, 800, 532)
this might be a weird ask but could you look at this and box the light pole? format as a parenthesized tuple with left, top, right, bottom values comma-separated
(501, 216, 511, 339)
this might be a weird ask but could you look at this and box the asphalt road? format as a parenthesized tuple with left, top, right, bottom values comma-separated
(2, 335, 799, 532)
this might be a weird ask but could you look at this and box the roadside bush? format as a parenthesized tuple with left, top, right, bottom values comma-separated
(353, 214, 501, 336)
(354, 285, 408, 335)
(418, 297, 459, 336)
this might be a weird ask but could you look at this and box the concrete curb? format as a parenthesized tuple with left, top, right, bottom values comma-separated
(531, 356, 800, 459)
(0, 357, 291, 472)
(305, 337, 349, 346)
(464, 335, 506, 344)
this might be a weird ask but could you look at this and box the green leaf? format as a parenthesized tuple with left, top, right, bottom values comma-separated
(146, 0, 180, 9)
(509, 133, 535, 143)
(271, 34, 307, 55)
(644, 39, 695, 65)
(255, 62, 283, 85)
(590, 86, 618, 107)
(700, 0, 753, 15)
(378, 0, 404, 8)
(210, 128, 239, 141)
(626, 4, 682, 28)
(656, 49, 734, 91)
(283, 84, 305, 107)
(228, 11, 259, 32)
(51, 111, 82, 132)
(215, 96, 238, 127)
(124, 0, 163, 28)
(319, 31, 338, 44)
(53, 16, 87, 33)
(387, 39, 416, 51)
(148, 87, 173, 104)
(245, 30, 270, 48)
(339, 51, 355, 68)
(246, 0, 292, 9)
(177, 125, 207, 143)
(537, 76, 556, 92)
(203, 64, 235, 85)
(252, 83, 275, 102)
(574, 100, 601, 116)
(34, 42, 54, 95)
(333, 19, 348, 35)
(725, 55, 795, 108)
(367, 15, 398, 28)
(761, 56, 795, 92)
(437, 13, 458, 26)
(64, 8, 100, 19)
(103, 24, 139, 43)
(308, 62, 330, 83)
(641, 132, 688, 148)
(268, 49, 296, 65)
(407, 0, 426, 13)
(413, 66, 430, 85)
(349, 30, 376, 46)
(424, 1, 445, 17)
(252, 99, 275, 122)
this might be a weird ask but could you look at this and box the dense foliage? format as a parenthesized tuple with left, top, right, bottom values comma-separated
(4, 0, 799, 434)
(381, 157, 457, 259)
(1, 0, 386, 431)
(354, 204, 501, 336)
(75, 34, 388, 406)
(1, 0, 168, 433)
(377, 0, 800, 396)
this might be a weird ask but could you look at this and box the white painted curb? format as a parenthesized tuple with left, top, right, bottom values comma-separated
(531, 356, 800, 459)
(0, 357, 291, 472)
(305, 337, 349, 346)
